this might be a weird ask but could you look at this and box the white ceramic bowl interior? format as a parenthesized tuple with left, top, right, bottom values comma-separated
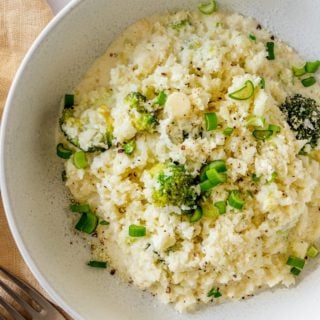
(1, 0, 320, 319)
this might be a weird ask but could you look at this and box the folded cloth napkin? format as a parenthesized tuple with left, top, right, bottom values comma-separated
(0, 0, 52, 296)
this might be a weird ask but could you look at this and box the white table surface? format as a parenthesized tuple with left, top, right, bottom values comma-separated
(47, 0, 71, 14)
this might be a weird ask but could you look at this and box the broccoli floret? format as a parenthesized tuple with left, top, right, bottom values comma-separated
(125, 91, 159, 133)
(152, 163, 197, 208)
(280, 94, 320, 147)
(133, 113, 158, 132)
(125, 92, 147, 112)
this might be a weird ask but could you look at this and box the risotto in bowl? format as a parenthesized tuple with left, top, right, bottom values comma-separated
(56, 1, 320, 313)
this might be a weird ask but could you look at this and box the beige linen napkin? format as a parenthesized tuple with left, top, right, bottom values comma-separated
(0, 0, 59, 311)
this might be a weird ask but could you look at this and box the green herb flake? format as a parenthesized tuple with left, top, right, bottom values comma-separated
(223, 127, 234, 136)
(87, 261, 107, 269)
(99, 220, 110, 226)
(207, 287, 222, 298)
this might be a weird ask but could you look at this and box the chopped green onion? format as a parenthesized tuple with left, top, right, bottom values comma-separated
(228, 80, 254, 100)
(206, 168, 227, 186)
(202, 205, 219, 218)
(305, 61, 320, 73)
(301, 76, 316, 87)
(251, 173, 261, 182)
(70, 203, 91, 214)
(123, 140, 136, 155)
(223, 127, 234, 136)
(290, 267, 301, 276)
(246, 116, 265, 127)
(200, 160, 227, 182)
(200, 180, 214, 193)
(87, 261, 107, 268)
(266, 42, 275, 60)
(307, 244, 319, 258)
(286, 256, 305, 269)
(129, 224, 146, 237)
(253, 129, 273, 141)
(214, 201, 227, 214)
(204, 112, 218, 131)
(99, 220, 110, 226)
(73, 151, 88, 169)
(75, 212, 98, 234)
(190, 207, 203, 223)
(198, 0, 217, 15)
(292, 64, 306, 77)
(208, 160, 227, 173)
(267, 171, 278, 183)
(207, 287, 222, 298)
(249, 34, 256, 41)
(259, 78, 266, 89)
(228, 190, 244, 210)
(155, 91, 167, 106)
(56, 143, 72, 159)
(268, 124, 281, 134)
(64, 94, 74, 109)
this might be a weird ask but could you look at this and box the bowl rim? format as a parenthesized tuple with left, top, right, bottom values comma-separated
(0, 0, 83, 319)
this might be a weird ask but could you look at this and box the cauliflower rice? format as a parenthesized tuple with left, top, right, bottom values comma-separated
(58, 7, 320, 312)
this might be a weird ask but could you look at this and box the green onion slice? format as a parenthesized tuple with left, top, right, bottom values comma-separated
(129, 224, 146, 237)
(249, 34, 256, 41)
(123, 140, 136, 155)
(99, 220, 110, 226)
(64, 94, 74, 109)
(200, 160, 227, 182)
(200, 180, 214, 193)
(259, 78, 266, 89)
(292, 64, 306, 77)
(206, 168, 227, 186)
(202, 205, 219, 218)
(198, 0, 217, 15)
(268, 124, 281, 134)
(214, 201, 227, 214)
(307, 245, 319, 258)
(190, 207, 203, 223)
(73, 151, 88, 169)
(70, 203, 91, 214)
(228, 80, 254, 100)
(223, 127, 234, 136)
(207, 287, 222, 298)
(290, 267, 301, 276)
(56, 143, 72, 159)
(87, 261, 107, 268)
(155, 91, 167, 106)
(286, 256, 305, 269)
(204, 112, 218, 131)
(305, 61, 320, 73)
(76, 212, 98, 234)
(228, 190, 244, 210)
(301, 76, 316, 87)
(266, 42, 275, 60)
(253, 129, 273, 141)
(246, 116, 265, 127)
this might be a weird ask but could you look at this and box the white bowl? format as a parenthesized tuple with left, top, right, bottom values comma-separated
(1, 0, 320, 319)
